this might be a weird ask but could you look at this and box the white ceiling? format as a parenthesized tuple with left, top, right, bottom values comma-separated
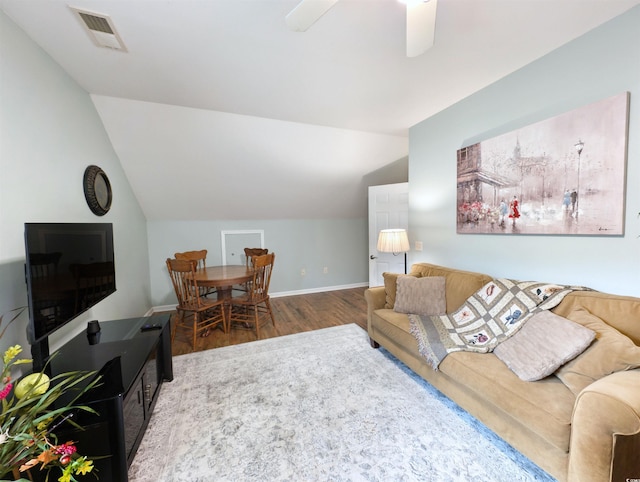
(2, 0, 638, 220)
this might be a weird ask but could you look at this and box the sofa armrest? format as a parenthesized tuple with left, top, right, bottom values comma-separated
(364, 287, 386, 334)
(568, 369, 640, 482)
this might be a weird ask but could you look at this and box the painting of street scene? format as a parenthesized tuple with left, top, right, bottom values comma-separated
(456, 92, 629, 235)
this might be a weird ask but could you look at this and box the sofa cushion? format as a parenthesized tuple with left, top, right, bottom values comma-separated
(439, 351, 576, 452)
(370, 307, 575, 452)
(493, 310, 595, 381)
(555, 306, 640, 394)
(394, 276, 446, 316)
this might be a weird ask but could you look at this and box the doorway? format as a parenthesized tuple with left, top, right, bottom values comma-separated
(368, 183, 409, 287)
(221, 230, 265, 265)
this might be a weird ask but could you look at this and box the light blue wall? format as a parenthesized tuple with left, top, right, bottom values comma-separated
(149, 218, 368, 306)
(408, 6, 640, 297)
(0, 11, 151, 357)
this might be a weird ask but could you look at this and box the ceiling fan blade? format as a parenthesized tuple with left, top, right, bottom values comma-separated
(286, 0, 339, 32)
(406, 0, 438, 57)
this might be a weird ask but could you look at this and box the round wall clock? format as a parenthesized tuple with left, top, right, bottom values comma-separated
(83, 165, 112, 216)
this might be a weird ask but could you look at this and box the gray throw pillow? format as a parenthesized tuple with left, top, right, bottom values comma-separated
(494, 310, 595, 382)
(394, 276, 446, 316)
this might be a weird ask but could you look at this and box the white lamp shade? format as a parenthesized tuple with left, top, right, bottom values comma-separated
(377, 229, 410, 254)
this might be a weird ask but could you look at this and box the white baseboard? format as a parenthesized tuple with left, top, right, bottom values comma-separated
(149, 282, 368, 315)
(270, 282, 368, 298)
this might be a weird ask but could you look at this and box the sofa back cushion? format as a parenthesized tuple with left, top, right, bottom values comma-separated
(409, 263, 493, 313)
(552, 290, 640, 345)
(554, 306, 640, 394)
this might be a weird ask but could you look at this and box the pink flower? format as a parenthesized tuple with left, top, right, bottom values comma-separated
(54, 441, 77, 456)
(0, 382, 13, 400)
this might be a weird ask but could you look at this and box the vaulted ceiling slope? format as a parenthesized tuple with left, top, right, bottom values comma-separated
(2, 0, 638, 220)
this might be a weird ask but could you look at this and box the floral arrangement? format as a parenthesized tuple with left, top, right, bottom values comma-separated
(458, 201, 488, 224)
(1, 307, 99, 482)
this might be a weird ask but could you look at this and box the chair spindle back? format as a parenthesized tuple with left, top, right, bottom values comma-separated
(248, 253, 275, 302)
(166, 258, 204, 308)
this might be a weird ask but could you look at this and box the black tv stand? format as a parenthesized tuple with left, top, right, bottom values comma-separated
(37, 313, 173, 482)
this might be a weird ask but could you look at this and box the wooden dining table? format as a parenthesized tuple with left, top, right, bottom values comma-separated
(191, 265, 253, 322)
(192, 265, 253, 300)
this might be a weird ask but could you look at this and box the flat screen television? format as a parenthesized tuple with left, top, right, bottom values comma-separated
(24, 223, 116, 370)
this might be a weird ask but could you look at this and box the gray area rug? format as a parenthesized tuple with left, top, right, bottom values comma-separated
(129, 324, 555, 481)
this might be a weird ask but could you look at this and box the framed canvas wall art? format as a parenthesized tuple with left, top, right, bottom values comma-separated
(456, 92, 629, 235)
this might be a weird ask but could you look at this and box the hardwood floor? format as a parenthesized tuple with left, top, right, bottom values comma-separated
(167, 287, 369, 356)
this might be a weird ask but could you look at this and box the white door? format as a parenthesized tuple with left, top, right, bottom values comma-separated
(221, 230, 265, 265)
(368, 182, 409, 287)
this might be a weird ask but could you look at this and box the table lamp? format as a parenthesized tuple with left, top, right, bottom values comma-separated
(377, 229, 410, 274)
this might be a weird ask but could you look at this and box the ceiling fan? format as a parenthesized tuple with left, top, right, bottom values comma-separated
(285, 0, 438, 58)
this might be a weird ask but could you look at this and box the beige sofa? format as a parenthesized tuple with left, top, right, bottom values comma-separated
(365, 263, 640, 482)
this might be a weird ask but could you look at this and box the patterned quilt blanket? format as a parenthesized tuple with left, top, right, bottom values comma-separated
(409, 278, 591, 370)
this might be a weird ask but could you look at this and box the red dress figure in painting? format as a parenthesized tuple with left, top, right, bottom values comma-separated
(509, 196, 520, 225)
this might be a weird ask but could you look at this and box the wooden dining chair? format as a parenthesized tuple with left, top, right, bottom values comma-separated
(229, 253, 275, 338)
(233, 248, 269, 294)
(174, 249, 215, 297)
(244, 248, 268, 267)
(166, 258, 227, 351)
(174, 249, 207, 269)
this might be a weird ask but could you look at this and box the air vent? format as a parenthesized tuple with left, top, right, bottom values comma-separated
(70, 6, 127, 51)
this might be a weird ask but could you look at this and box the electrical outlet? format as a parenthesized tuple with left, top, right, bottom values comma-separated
(301, 268, 306, 276)
(323, 267, 328, 274)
